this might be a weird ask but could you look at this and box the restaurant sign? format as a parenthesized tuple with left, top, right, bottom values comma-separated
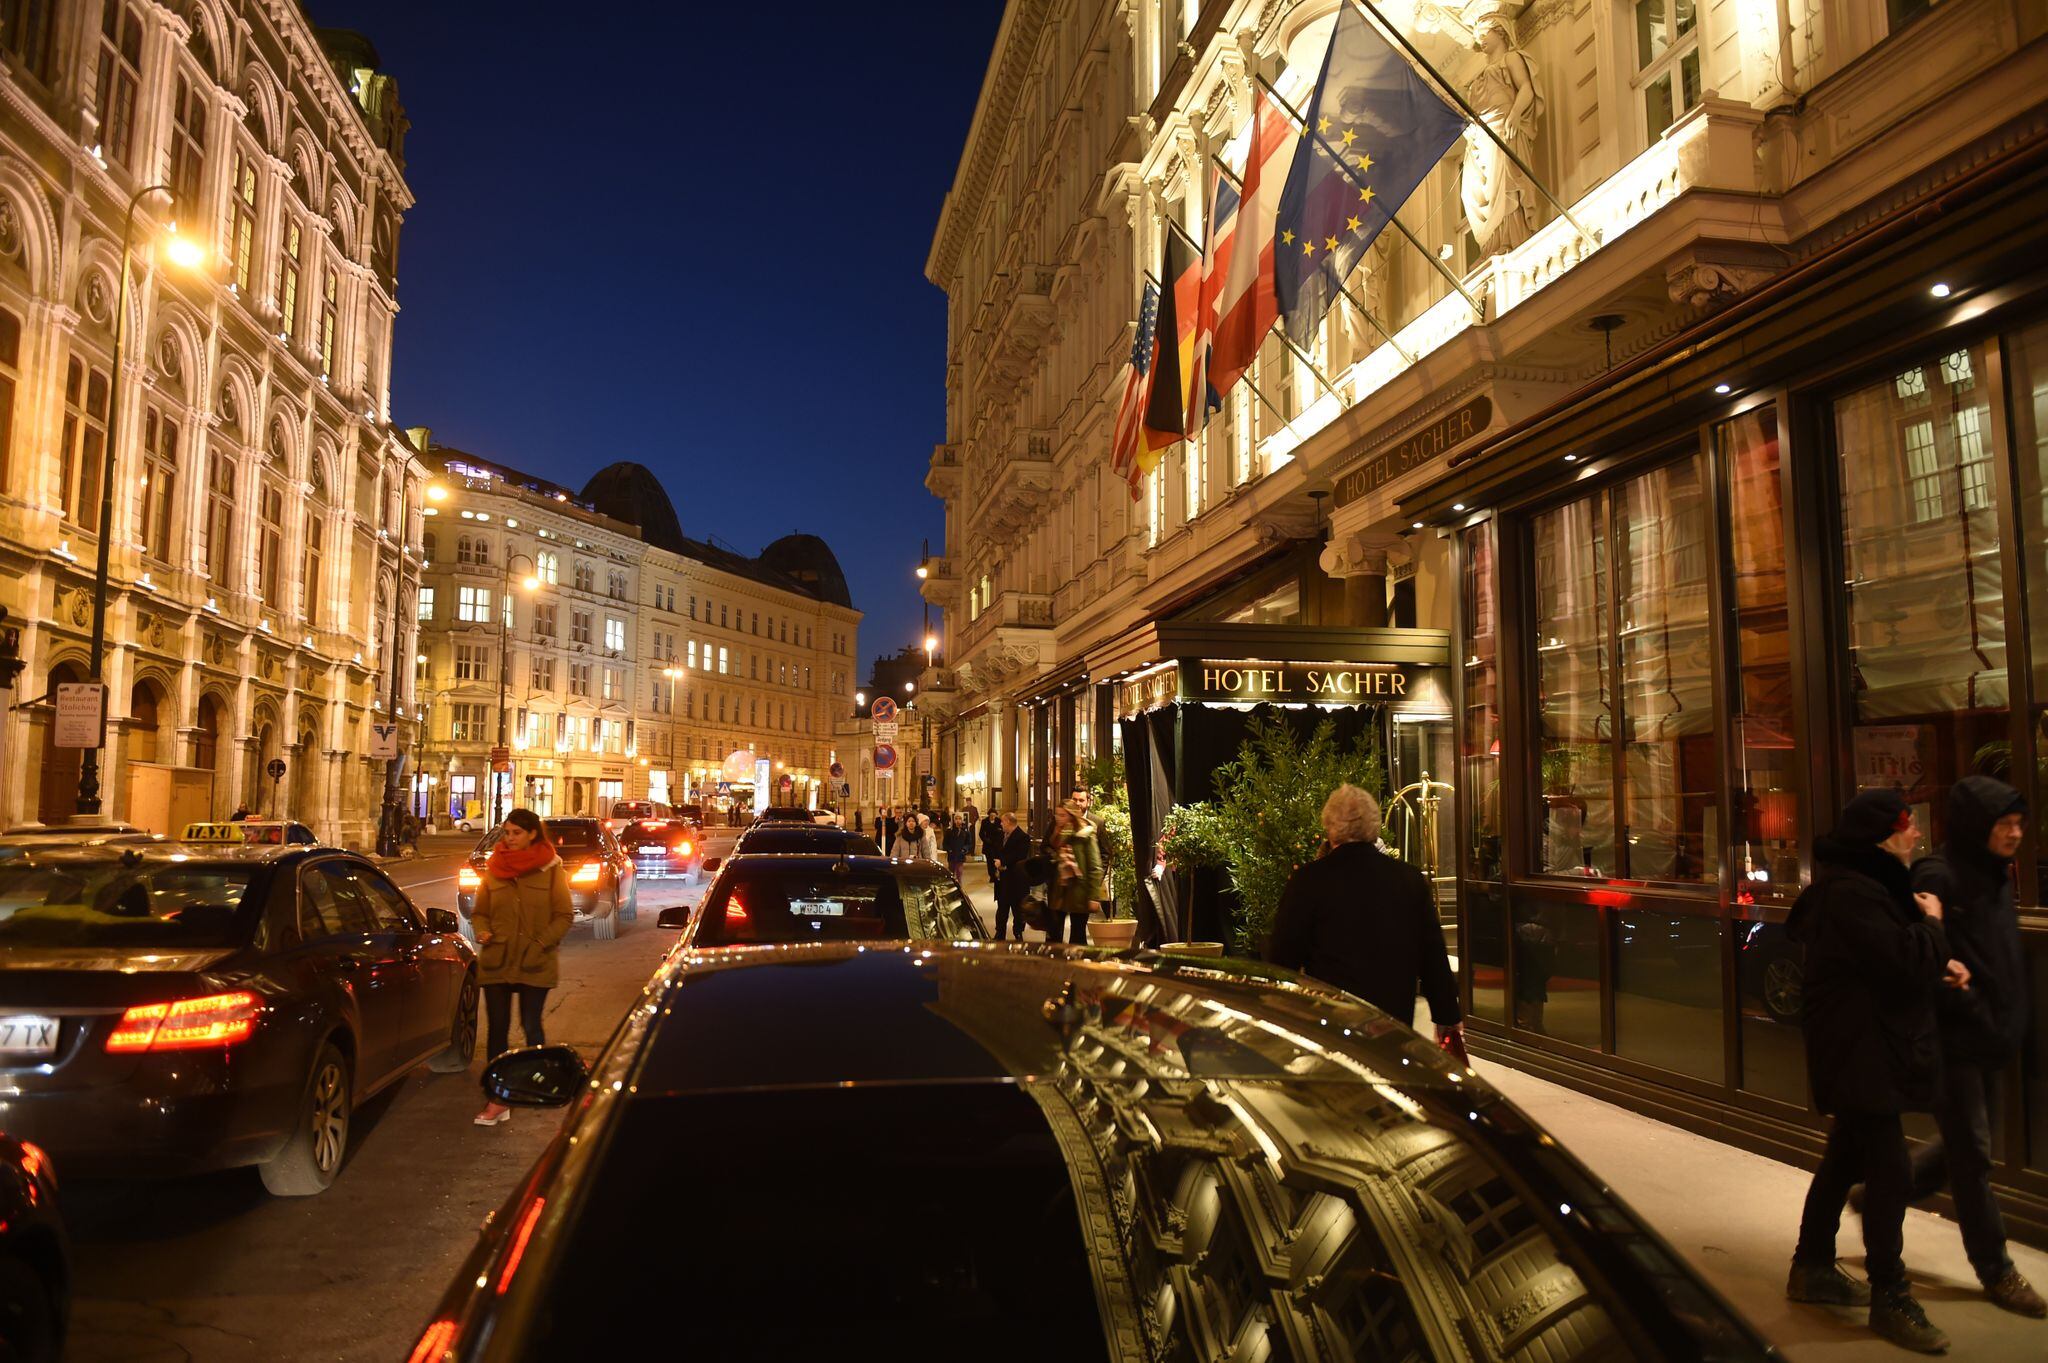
(1180, 660, 1421, 704)
(1333, 394, 1491, 509)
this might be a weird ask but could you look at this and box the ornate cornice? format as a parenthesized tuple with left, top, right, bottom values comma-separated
(927, 0, 1054, 285)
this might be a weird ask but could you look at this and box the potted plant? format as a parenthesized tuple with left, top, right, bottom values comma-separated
(1082, 755, 1139, 947)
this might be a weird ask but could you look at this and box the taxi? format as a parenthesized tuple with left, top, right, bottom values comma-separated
(180, 820, 320, 847)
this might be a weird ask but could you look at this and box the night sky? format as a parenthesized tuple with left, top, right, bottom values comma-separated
(309, 1, 1004, 672)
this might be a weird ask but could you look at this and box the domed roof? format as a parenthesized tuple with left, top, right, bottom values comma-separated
(579, 462, 686, 554)
(758, 534, 853, 609)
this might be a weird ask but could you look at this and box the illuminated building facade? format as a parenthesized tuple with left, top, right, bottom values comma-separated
(0, 1, 420, 843)
(927, 0, 2048, 1236)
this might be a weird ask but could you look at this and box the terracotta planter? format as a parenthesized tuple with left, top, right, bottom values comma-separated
(1162, 940, 1225, 957)
(1086, 918, 1139, 948)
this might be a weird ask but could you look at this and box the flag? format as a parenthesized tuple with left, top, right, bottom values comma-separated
(1275, 3, 1465, 346)
(1140, 229, 1199, 463)
(1207, 89, 1300, 403)
(1109, 281, 1160, 476)
(1188, 168, 1238, 431)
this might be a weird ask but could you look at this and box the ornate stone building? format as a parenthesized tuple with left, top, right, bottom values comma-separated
(412, 443, 860, 825)
(0, 2, 420, 842)
(927, 1, 2048, 1235)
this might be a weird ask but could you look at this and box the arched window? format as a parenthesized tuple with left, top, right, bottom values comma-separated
(141, 404, 179, 561)
(421, 531, 436, 564)
(229, 147, 258, 292)
(129, 679, 161, 763)
(280, 220, 302, 339)
(0, 307, 19, 491)
(302, 461, 329, 624)
(95, 5, 144, 168)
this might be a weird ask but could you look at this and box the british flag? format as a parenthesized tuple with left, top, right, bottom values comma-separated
(1108, 281, 1160, 479)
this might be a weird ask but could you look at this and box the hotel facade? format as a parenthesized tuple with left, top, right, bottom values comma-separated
(924, 0, 2048, 1236)
(0, 1, 421, 844)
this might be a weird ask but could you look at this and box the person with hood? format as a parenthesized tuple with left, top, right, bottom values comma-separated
(1785, 789, 1959, 1353)
(891, 811, 938, 863)
(470, 808, 574, 1128)
(1905, 776, 2044, 1318)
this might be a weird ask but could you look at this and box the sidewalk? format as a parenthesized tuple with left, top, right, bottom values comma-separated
(1477, 1061, 2048, 1360)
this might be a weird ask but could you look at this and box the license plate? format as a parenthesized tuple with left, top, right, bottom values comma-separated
(0, 1015, 59, 1056)
(790, 900, 845, 917)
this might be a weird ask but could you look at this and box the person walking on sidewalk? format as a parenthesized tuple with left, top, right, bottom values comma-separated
(470, 808, 573, 1128)
(1042, 805, 1101, 945)
(1267, 785, 1463, 1052)
(1786, 789, 1960, 1353)
(979, 809, 1003, 888)
(1906, 776, 2045, 1318)
(993, 812, 1032, 941)
(943, 812, 974, 882)
(879, 806, 899, 852)
(891, 812, 937, 863)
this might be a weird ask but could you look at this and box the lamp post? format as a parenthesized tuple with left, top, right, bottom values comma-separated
(662, 664, 684, 802)
(75, 185, 206, 818)
(374, 477, 417, 855)
(491, 550, 539, 828)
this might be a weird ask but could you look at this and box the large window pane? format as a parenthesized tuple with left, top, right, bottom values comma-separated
(1836, 342, 2006, 858)
(1465, 882, 1506, 1023)
(1532, 499, 1614, 876)
(2011, 320, 2048, 896)
(1737, 915, 1808, 1104)
(1460, 523, 1501, 881)
(1510, 897, 1602, 1049)
(1615, 911, 1723, 1081)
(1616, 455, 1718, 884)
(1721, 410, 1800, 899)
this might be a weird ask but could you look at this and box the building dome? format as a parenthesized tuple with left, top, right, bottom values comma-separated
(580, 463, 686, 554)
(759, 534, 854, 609)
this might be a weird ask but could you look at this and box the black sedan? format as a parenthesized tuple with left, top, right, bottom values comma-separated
(413, 942, 1773, 1361)
(0, 1131, 65, 1362)
(656, 852, 980, 943)
(456, 818, 637, 940)
(726, 821, 882, 859)
(615, 818, 704, 884)
(0, 845, 476, 1196)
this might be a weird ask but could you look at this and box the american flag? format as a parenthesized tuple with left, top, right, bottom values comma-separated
(1109, 281, 1160, 477)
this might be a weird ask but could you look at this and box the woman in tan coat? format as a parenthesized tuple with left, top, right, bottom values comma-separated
(471, 808, 573, 1126)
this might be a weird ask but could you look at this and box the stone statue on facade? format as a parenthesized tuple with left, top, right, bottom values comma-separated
(1422, 1, 1544, 254)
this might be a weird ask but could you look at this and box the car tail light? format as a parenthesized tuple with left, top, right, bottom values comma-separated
(676, 840, 694, 856)
(106, 991, 261, 1053)
(405, 1319, 458, 1363)
(457, 866, 481, 890)
(724, 897, 748, 922)
(497, 1196, 547, 1295)
(570, 861, 601, 885)
(643, 819, 667, 829)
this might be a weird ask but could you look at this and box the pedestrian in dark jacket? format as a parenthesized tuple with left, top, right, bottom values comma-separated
(979, 812, 1003, 887)
(993, 813, 1032, 941)
(943, 814, 974, 882)
(1268, 785, 1461, 1047)
(1786, 789, 1959, 1353)
(1906, 776, 2044, 1317)
(879, 807, 899, 851)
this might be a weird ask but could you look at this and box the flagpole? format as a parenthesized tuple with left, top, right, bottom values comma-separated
(1345, 0, 1596, 249)
(1272, 321, 1343, 401)
(1210, 151, 1414, 366)
(1254, 73, 1485, 319)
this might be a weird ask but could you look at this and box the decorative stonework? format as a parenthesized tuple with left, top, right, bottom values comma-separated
(1665, 260, 1775, 309)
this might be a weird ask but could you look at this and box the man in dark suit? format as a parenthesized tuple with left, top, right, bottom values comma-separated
(993, 812, 1033, 941)
(979, 810, 1003, 892)
(1269, 784, 1459, 1044)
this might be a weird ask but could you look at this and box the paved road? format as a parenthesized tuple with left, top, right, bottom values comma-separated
(59, 828, 732, 1363)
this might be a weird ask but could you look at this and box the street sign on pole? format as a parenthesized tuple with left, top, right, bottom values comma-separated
(369, 723, 399, 760)
(870, 696, 898, 725)
(265, 757, 287, 782)
(489, 745, 511, 773)
(873, 743, 897, 776)
(53, 682, 105, 749)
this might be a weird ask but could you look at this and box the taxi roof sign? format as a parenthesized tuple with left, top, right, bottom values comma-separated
(180, 820, 302, 845)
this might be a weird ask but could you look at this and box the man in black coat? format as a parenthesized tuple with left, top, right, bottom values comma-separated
(878, 806, 898, 852)
(992, 812, 1033, 942)
(1908, 776, 2044, 1318)
(1786, 789, 1958, 1353)
(1268, 785, 1460, 1048)
(979, 811, 1003, 890)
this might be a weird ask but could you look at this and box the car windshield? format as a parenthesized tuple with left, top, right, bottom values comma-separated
(611, 803, 652, 819)
(0, 859, 259, 948)
(738, 829, 880, 854)
(696, 869, 980, 945)
(546, 822, 601, 851)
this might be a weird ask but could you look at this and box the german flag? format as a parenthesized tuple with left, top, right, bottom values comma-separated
(1137, 229, 1201, 476)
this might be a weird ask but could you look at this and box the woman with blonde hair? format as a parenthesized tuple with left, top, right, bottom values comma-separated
(1042, 805, 1102, 945)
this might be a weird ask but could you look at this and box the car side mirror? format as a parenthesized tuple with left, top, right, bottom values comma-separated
(701, 857, 721, 873)
(427, 907, 460, 933)
(656, 905, 692, 930)
(482, 1045, 587, 1108)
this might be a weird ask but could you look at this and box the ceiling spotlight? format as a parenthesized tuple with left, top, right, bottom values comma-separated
(1563, 453, 1579, 463)
(1410, 521, 1425, 530)
(1713, 382, 1731, 395)
(1931, 282, 1952, 298)
(1451, 503, 1466, 512)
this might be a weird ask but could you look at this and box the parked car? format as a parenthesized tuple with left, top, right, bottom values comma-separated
(179, 819, 318, 847)
(727, 822, 881, 860)
(673, 803, 704, 830)
(0, 824, 163, 849)
(606, 799, 670, 834)
(412, 943, 1774, 1362)
(0, 845, 476, 1195)
(616, 819, 704, 883)
(1738, 917, 1805, 1024)
(0, 1132, 66, 1363)
(753, 806, 815, 823)
(456, 818, 637, 940)
(659, 852, 982, 943)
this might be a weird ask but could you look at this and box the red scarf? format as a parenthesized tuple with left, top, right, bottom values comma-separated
(487, 842, 557, 881)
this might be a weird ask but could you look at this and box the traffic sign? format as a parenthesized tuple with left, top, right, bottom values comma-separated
(828, 760, 845, 779)
(265, 757, 287, 781)
(489, 745, 511, 773)
(53, 682, 105, 749)
(870, 696, 898, 725)
(717, 781, 731, 795)
(873, 743, 897, 773)
(369, 722, 399, 759)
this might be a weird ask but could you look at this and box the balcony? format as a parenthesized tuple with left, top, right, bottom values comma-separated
(918, 555, 955, 607)
(983, 263, 1058, 387)
(966, 429, 1057, 539)
(926, 443, 961, 498)
(954, 589, 1055, 695)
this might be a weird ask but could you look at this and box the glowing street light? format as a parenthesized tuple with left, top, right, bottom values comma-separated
(426, 484, 448, 502)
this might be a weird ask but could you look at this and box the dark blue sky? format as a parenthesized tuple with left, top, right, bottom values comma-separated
(312, 1, 1002, 672)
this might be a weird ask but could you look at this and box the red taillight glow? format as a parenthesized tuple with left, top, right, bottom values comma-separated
(457, 866, 481, 890)
(106, 991, 261, 1053)
(405, 1319, 458, 1363)
(17, 1141, 46, 1185)
(724, 897, 748, 921)
(676, 840, 694, 856)
(569, 861, 601, 886)
(497, 1196, 546, 1294)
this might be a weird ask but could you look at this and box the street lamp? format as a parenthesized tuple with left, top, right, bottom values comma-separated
(490, 550, 538, 828)
(375, 475, 421, 856)
(76, 185, 208, 818)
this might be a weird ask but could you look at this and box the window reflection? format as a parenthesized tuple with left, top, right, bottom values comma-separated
(1836, 342, 2006, 860)
(1532, 499, 1614, 875)
(1461, 523, 1503, 882)
(1736, 915, 1808, 1104)
(2010, 321, 2048, 901)
(1510, 899, 1602, 1049)
(1614, 912, 1723, 1081)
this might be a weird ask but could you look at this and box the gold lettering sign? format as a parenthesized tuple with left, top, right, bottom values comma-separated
(1333, 395, 1492, 509)
(1180, 661, 1423, 705)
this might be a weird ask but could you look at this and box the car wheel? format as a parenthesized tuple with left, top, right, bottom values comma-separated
(429, 973, 479, 1074)
(260, 1042, 352, 1197)
(623, 879, 639, 921)
(0, 1253, 60, 1363)
(1763, 954, 1804, 1024)
(592, 890, 619, 941)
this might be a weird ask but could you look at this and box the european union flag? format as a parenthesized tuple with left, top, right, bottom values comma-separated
(1275, 4, 1466, 347)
